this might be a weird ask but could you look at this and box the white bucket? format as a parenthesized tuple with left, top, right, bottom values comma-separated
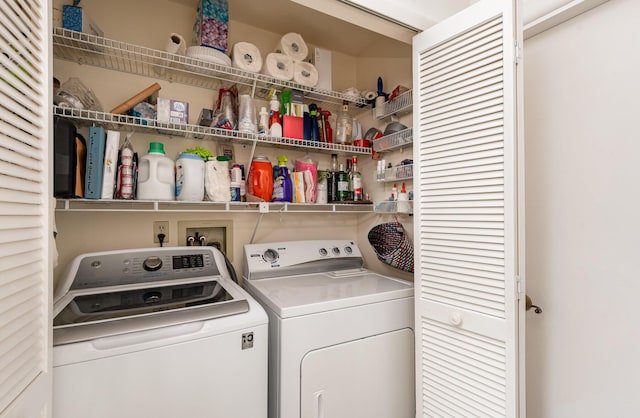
(175, 153, 205, 201)
(136, 142, 175, 201)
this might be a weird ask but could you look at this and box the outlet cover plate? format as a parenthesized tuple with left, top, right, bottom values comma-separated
(153, 221, 169, 243)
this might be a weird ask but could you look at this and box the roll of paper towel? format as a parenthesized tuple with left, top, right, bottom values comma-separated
(293, 61, 319, 87)
(165, 33, 187, 55)
(276, 32, 308, 61)
(262, 53, 294, 81)
(232, 42, 263, 73)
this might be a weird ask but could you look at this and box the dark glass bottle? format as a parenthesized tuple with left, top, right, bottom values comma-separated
(329, 153, 338, 202)
(337, 163, 349, 202)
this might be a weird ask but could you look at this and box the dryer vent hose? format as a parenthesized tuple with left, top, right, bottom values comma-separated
(223, 251, 238, 284)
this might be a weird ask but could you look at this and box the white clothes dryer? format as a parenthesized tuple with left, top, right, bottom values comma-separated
(243, 240, 415, 418)
(53, 247, 268, 418)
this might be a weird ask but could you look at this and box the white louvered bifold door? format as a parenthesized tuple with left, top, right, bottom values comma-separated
(0, 0, 52, 417)
(412, 0, 524, 416)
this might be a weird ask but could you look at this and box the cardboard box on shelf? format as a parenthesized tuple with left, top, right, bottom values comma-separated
(62, 5, 103, 37)
(311, 48, 332, 92)
(283, 116, 303, 140)
(157, 98, 189, 124)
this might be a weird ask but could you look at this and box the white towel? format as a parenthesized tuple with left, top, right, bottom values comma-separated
(293, 61, 319, 87)
(262, 52, 294, 81)
(232, 42, 263, 73)
(276, 32, 308, 61)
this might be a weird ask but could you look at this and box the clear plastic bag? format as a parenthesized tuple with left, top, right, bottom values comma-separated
(54, 77, 103, 111)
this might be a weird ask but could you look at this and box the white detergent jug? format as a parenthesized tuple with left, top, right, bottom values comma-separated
(175, 152, 204, 201)
(136, 142, 175, 200)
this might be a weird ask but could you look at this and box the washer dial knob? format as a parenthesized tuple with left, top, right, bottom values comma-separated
(344, 246, 353, 254)
(332, 247, 340, 255)
(319, 248, 328, 256)
(143, 256, 163, 272)
(263, 249, 279, 263)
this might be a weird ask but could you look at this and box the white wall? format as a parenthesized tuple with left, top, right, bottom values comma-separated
(524, 0, 640, 415)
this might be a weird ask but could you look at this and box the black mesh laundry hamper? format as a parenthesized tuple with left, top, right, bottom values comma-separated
(367, 222, 414, 273)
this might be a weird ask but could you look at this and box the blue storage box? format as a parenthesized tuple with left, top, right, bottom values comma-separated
(63, 5, 103, 37)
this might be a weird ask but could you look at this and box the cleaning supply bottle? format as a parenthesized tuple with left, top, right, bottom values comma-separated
(397, 182, 410, 213)
(272, 155, 293, 202)
(115, 134, 135, 199)
(320, 109, 333, 143)
(268, 93, 282, 137)
(247, 155, 273, 202)
(258, 106, 269, 135)
(136, 142, 175, 201)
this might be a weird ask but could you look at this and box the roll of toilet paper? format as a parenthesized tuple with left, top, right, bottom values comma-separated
(276, 32, 308, 61)
(293, 61, 319, 87)
(262, 53, 294, 81)
(164, 33, 187, 55)
(362, 90, 377, 101)
(232, 42, 263, 73)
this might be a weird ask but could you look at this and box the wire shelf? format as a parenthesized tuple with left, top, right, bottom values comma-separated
(372, 127, 413, 152)
(374, 164, 413, 183)
(52, 28, 368, 113)
(374, 89, 413, 120)
(55, 199, 373, 213)
(373, 200, 413, 214)
(53, 105, 372, 155)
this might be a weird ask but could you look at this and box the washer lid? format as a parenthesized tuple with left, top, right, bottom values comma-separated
(245, 269, 413, 318)
(53, 278, 249, 346)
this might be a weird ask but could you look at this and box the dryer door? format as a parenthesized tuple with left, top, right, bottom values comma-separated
(300, 328, 415, 418)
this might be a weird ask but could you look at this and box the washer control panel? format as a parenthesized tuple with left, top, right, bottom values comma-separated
(244, 240, 364, 280)
(65, 248, 221, 292)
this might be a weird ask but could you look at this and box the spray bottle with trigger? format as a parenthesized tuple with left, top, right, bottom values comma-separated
(320, 109, 333, 143)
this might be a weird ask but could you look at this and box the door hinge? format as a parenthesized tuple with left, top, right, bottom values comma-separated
(515, 275, 524, 300)
(515, 41, 522, 65)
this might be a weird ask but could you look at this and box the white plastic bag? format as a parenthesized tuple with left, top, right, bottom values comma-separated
(204, 160, 231, 202)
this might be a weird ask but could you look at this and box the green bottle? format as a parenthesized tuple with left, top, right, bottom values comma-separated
(337, 163, 349, 202)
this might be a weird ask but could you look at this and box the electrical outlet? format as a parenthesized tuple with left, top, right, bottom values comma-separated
(153, 221, 169, 243)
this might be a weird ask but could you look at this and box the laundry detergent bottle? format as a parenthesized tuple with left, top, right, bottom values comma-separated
(272, 155, 292, 202)
(136, 142, 175, 200)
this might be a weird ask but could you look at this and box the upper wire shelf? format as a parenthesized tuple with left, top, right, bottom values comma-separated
(372, 127, 413, 152)
(374, 89, 413, 120)
(52, 27, 368, 112)
(53, 105, 372, 155)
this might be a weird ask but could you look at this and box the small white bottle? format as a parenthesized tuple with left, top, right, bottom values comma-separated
(397, 182, 410, 213)
(258, 106, 269, 135)
(269, 94, 282, 137)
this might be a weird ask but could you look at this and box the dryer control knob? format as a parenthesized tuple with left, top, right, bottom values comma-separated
(143, 256, 163, 272)
(319, 248, 328, 256)
(332, 247, 340, 255)
(344, 246, 353, 254)
(263, 249, 279, 263)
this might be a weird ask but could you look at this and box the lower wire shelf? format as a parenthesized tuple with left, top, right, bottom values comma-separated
(55, 199, 374, 213)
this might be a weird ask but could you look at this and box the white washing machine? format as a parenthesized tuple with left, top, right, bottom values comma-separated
(53, 247, 268, 418)
(243, 240, 415, 418)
